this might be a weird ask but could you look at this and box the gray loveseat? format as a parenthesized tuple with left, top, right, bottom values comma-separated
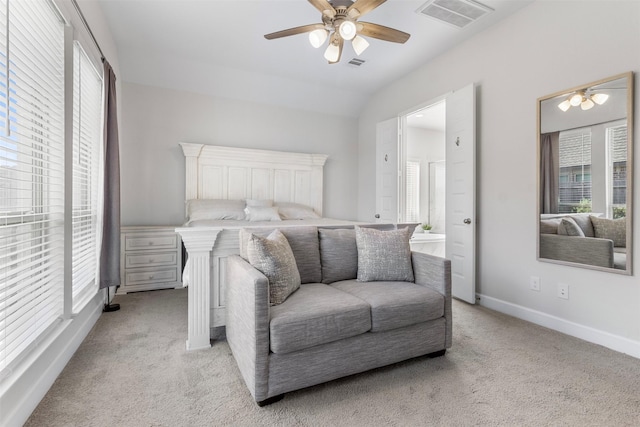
(226, 225, 452, 406)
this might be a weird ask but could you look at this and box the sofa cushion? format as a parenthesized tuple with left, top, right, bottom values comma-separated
(246, 229, 300, 306)
(355, 226, 414, 282)
(269, 283, 371, 354)
(240, 226, 322, 283)
(540, 218, 561, 234)
(331, 280, 444, 332)
(591, 216, 626, 247)
(557, 217, 585, 237)
(318, 228, 358, 284)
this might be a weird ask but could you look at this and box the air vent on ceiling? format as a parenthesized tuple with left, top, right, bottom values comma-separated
(416, 0, 493, 29)
(347, 58, 365, 67)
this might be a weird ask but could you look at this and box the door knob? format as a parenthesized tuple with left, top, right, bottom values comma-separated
(463, 218, 472, 224)
(375, 214, 380, 219)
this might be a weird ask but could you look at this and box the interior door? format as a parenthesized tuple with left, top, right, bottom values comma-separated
(375, 118, 400, 223)
(445, 83, 476, 304)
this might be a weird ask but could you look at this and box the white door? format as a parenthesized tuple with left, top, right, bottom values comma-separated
(445, 84, 476, 304)
(375, 118, 400, 223)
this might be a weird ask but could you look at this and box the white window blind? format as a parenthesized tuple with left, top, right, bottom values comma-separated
(72, 42, 102, 307)
(607, 124, 627, 218)
(405, 160, 420, 223)
(0, 0, 65, 374)
(558, 128, 592, 213)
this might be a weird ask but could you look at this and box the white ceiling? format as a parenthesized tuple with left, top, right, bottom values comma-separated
(96, 0, 533, 117)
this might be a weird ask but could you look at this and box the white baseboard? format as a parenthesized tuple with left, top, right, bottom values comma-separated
(0, 293, 104, 427)
(476, 293, 640, 360)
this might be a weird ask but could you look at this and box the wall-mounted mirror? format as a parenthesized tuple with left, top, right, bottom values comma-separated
(537, 72, 634, 274)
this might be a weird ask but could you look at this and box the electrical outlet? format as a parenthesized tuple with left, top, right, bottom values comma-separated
(557, 283, 569, 299)
(530, 276, 540, 291)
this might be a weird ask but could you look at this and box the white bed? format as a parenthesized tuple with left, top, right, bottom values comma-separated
(175, 143, 364, 350)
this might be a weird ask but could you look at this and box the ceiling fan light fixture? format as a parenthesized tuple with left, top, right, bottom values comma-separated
(352, 35, 369, 55)
(338, 20, 357, 40)
(558, 99, 571, 112)
(324, 42, 340, 62)
(591, 93, 609, 105)
(309, 29, 329, 48)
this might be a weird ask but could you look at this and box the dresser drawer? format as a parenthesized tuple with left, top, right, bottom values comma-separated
(125, 234, 178, 251)
(125, 252, 178, 269)
(125, 268, 178, 286)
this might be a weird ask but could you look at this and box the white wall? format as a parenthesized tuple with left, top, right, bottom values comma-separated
(358, 1, 640, 356)
(120, 83, 359, 226)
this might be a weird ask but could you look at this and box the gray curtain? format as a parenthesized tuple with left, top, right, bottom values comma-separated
(540, 132, 559, 214)
(99, 61, 121, 289)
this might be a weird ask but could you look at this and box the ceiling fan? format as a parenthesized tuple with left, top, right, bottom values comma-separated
(264, 0, 411, 64)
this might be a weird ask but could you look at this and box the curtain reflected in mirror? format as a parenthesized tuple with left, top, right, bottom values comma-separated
(537, 72, 633, 274)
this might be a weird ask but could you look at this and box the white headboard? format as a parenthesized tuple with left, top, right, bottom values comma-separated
(180, 143, 329, 216)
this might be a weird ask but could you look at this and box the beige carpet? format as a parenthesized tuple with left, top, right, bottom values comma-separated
(26, 288, 640, 426)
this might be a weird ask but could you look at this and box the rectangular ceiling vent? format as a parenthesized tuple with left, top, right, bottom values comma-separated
(347, 58, 365, 67)
(416, 0, 494, 29)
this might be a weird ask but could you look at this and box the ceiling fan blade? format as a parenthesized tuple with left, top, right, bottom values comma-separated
(264, 23, 325, 40)
(329, 36, 344, 64)
(347, 0, 387, 18)
(308, 0, 336, 17)
(358, 22, 410, 43)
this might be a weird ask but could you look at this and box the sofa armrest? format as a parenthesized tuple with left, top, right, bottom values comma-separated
(539, 234, 614, 268)
(412, 252, 452, 348)
(226, 255, 271, 402)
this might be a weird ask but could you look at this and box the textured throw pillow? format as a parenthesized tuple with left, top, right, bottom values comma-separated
(590, 216, 626, 248)
(186, 199, 245, 223)
(355, 226, 414, 282)
(246, 229, 301, 305)
(276, 202, 321, 220)
(319, 228, 358, 283)
(246, 199, 273, 207)
(557, 217, 585, 237)
(244, 206, 282, 222)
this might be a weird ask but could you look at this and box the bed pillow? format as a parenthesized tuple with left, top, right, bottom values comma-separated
(276, 202, 321, 220)
(319, 228, 357, 283)
(186, 199, 245, 223)
(246, 199, 273, 207)
(557, 217, 585, 237)
(246, 229, 300, 306)
(355, 226, 414, 282)
(590, 216, 626, 247)
(244, 206, 282, 222)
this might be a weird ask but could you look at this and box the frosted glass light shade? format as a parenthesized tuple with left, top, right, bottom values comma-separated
(581, 98, 595, 110)
(309, 29, 328, 48)
(339, 20, 357, 40)
(569, 93, 583, 106)
(591, 93, 609, 105)
(324, 43, 340, 62)
(558, 99, 571, 112)
(352, 35, 369, 55)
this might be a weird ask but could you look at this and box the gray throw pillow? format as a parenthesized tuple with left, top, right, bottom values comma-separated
(246, 229, 301, 305)
(318, 228, 357, 283)
(557, 217, 585, 237)
(355, 226, 414, 282)
(590, 216, 626, 248)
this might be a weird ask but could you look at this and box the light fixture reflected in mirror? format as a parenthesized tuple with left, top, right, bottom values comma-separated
(558, 90, 610, 111)
(338, 20, 357, 40)
(324, 41, 340, 62)
(309, 29, 328, 48)
(352, 35, 369, 55)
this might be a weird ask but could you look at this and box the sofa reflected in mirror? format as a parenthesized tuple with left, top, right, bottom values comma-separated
(537, 72, 633, 274)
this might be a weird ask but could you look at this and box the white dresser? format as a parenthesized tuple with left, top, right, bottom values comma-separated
(118, 226, 183, 294)
(410, 233, 446, 258)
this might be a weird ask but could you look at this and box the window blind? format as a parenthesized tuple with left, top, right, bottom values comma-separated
(607, 124, 627, 216)
(72, 42, 102, 308)
(0, 0, 65, 374)
(558, 128, 592, 213)
(405, 160, 420, 223)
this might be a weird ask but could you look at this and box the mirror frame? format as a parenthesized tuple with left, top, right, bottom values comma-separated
(536, 72, 634, 275)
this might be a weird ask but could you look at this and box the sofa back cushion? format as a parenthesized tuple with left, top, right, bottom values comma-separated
(318, 228, 358, 284)
(355, 226, 414, 282)
(239, 226, 322, 283)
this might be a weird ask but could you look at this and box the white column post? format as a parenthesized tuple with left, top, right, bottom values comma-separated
(177, 227, 220, 351)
